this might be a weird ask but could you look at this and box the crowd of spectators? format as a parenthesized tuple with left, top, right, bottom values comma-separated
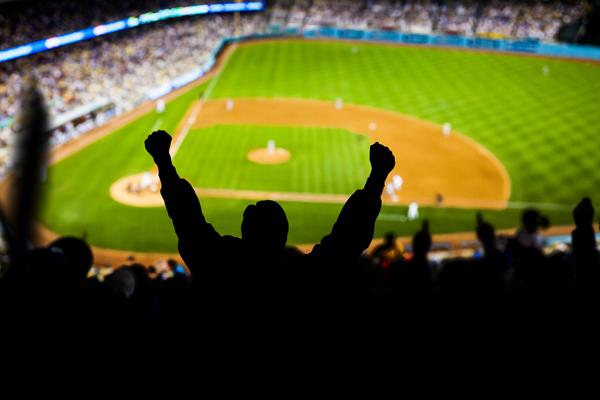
(1, 1, 588, 52)
(1, 12, 265, 120)
(270, 0, 588, 39)
(2, 195, 598, 330)
(0, 11, 267, 177)
(0, 0, 232, 49)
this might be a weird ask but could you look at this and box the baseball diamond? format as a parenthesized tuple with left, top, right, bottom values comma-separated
(37, 39, 600, 257)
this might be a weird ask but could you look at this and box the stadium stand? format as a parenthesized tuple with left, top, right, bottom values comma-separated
(0, 0, 232, 48)
(270, 0, 588, 37)
(0, 5, 267, 177)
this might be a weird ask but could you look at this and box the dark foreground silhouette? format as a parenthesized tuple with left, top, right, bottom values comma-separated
(145, 129, 396, 315)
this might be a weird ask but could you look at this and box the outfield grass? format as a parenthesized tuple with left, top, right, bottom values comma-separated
(40, 40, 600, 252)
(211, 41, 600, 205)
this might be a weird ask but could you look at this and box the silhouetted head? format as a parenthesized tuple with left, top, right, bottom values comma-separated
(384, 232, 396, 245)
(242, 200, 288, 250)
(167, 259, 178, 271)
(522, 209, 549, 233)
(573, 197, 594, 228)
(48, 236, 93, 285)
(105, 266, 136, 300)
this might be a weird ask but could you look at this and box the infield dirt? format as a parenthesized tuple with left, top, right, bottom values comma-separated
(111, 97, 511, 210)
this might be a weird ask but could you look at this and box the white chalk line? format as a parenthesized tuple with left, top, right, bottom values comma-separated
(150, 118, 163, 132)
(169, 44, 235, 157)
(377, 201, 599, 222)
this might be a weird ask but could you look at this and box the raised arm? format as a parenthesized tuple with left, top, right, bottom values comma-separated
(312, 142, 395, 260)
(145, 130, 220, 270)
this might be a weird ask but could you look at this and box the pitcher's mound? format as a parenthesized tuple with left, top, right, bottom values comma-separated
(247, 148, 291, 164)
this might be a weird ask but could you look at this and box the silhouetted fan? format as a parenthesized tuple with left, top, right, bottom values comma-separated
(144, 129, 395, 309)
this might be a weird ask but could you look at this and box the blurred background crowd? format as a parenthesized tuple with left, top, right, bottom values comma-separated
(0, 10, 266, 176)
(273, 0, 587, 39)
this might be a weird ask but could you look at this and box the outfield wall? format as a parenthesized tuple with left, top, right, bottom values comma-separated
(289, 27, 600, 61)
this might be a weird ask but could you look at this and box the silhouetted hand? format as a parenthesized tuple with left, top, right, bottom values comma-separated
(145, 130, 172, 163)
(573, 197, 594, 228)
(370, 142, 395, 177)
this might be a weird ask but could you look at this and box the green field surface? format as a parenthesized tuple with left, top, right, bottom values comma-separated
(176, 125, 370, 194)
(40, 40, 600, 252)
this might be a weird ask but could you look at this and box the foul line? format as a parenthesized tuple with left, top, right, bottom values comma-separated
(193, 191, 584, 211)
(169, 44, 236, 157)
(150, 118, 163, 132)
(195, 187, 350, 204)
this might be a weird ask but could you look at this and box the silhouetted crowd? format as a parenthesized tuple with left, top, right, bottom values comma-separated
(0, 1, 598, 339)
(1, 123, 598, 331)
(1, 198, 599, 331)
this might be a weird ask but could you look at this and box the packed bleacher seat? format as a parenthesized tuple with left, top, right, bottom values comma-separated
(0, 9, 266, 177)
(270, 0, 588, 38)
(0, 0, 231, 49)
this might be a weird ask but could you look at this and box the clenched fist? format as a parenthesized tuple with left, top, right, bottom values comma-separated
(145, 130, 172, 162)
(370, 142, 395, 177)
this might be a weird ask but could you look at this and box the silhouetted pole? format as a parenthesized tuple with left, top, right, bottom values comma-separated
(9, 85, 49, 257)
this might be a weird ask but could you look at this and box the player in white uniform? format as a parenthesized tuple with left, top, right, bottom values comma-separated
(140, 172, 153, 190)
(156, 99, 165, 114)
(408, 202, 419, 221)
(226, 98, 235, 111)
(386, 183, 399, 202)
(442, 122, 451, 137)
(267, 140, 276, 155)
(386, 183, 395, 196)
(392, 175, 403, 191)
(542, 65, 550, 76)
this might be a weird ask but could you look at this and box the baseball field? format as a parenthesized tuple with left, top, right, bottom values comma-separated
(39, 39, 600, 256)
